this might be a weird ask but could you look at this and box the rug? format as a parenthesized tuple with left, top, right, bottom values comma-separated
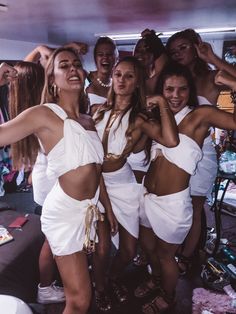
(192, 287, 236, 313)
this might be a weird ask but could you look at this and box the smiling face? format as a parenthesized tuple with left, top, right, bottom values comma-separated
(53, 50, 85, 92)
(112, 61, 139, 97)
(163, 75, 190, 114)
(134, 39, 154, 68)
(168, 38, 196, 67)
(95, 43, 116, 75)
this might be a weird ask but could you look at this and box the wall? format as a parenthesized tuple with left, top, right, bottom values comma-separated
(0, 37, 225, 70)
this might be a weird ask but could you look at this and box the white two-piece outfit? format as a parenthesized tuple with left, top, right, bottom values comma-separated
(189, 96, 218, 197)
(140, 106, 203, 244)
(40, 103, 104, 256)
(94, 109, 141, 243)
(32, 151, 56, 207)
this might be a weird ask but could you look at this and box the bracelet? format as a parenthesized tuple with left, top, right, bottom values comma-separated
(230, 91, 236, 105)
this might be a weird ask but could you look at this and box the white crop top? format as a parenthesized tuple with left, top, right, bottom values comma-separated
(151, 106, 203, 175)
(42, 103, 104, 179)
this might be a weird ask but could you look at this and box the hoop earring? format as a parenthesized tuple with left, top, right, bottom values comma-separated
(52, 84, 58, 98)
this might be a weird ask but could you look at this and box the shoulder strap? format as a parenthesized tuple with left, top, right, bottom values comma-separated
(43, 103, 68, 121)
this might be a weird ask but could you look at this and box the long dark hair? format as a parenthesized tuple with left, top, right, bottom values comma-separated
(156, 61, 198, 108)
(41, 46, 89, 113)
(9, 61, 45, 169)
(166, 29, 210, 76)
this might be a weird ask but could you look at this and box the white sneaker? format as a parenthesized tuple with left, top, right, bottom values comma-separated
(37, 281, 65, 304)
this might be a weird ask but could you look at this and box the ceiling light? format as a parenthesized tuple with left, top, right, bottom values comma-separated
(95, 27, 236, 41)
(0, 4, 8, 12)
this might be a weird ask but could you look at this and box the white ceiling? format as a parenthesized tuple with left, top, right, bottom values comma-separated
(0, 0, 236, 46)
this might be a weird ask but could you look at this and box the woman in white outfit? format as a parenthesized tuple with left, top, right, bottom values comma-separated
(0, 48, 108, 314)
(165, 29, 236, 272)
(93, 56, 179, 304)
(86, 37, 118, 111)
(136, 62, 236, 313)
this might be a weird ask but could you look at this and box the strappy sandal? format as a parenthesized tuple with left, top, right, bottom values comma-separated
(110, 279, 128, 303)
(133, 253, 148, 267)
(142, 292, 175, 314)
(95, 290, 112, 312)
(134, 275, 161, 298)
(175, 253, 192, 276)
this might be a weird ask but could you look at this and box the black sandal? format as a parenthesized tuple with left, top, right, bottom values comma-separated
(95, 290, 112, 312)
(175, 253, 192, 275)
(134, 275, 161, 298)
(110, 279, 128, 303)
(142, 291, 175, 314)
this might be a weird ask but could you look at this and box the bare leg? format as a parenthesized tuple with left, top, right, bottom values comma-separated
(156, 237, 179, 299)
(55, 251, 91, 314)
(39, 238, 55, 287)
(139, 225, 160, 278)
(92, 218, 111, 292)
(181, 195, 206, 257)
(109, 224, 137, 279)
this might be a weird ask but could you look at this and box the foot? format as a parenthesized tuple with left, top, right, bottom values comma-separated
(175, 253, 192, 275)
(37, 281, 65, 304)
(134, 276, 161, 298)
(95, 290, 112, 312)
(110, 279, 128, 303)
(142, 293, 175, 314)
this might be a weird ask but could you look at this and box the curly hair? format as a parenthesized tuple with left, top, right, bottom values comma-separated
(41, 46, 89, 114)
(8, 61, 45, 170)
(94, 56, 146, 157)
(166, 29, 210, 76)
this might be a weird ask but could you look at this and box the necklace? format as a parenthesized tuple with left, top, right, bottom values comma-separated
(96, 77, 112, 88)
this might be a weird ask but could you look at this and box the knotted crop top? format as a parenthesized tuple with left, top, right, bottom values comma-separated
(94, 108, 131, 158)
(151, 106, 203, 175)
(42, 103, 104, 179)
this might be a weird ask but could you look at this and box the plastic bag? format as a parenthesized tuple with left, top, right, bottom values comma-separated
(219, 150, 236, 174)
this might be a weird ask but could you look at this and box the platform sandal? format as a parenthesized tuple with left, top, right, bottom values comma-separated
(95, 290, 112, 312)
(175, 253, 192, 275)
(134, 275, 161, 298)
(110, 279, 128, 303)
(142, 291, 175, 314)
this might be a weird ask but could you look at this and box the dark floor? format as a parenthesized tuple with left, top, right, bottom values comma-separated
(0, 189, 236, 314)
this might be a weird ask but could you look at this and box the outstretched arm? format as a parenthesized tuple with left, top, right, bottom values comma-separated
(215, 70, 236, 91)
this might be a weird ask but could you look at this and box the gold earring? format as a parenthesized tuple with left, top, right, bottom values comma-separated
(52, 84, 57, 98)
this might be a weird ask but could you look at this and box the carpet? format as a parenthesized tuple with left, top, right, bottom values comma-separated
(192, 287, 236, 313)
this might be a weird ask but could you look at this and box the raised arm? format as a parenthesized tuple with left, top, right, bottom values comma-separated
(195, 41, 236, 78)
(139, 95, 179, 147)
(0, 62, 18, 86)
(24, 45, 54, 67)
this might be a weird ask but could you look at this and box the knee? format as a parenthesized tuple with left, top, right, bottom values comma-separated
(95, 242, 110, 260)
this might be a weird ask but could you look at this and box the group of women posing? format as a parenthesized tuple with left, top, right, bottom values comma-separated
(1, 27, 236, 314)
